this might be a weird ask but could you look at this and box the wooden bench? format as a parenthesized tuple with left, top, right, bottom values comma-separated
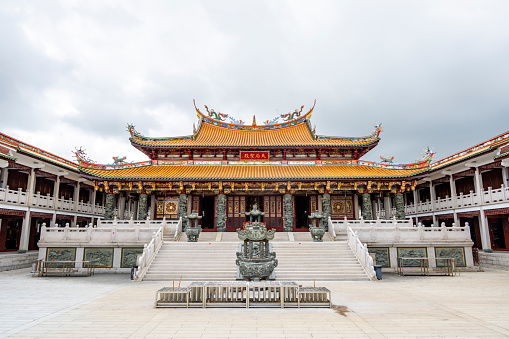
(36, 260, 95, 277)
(397, 257, 457, 276)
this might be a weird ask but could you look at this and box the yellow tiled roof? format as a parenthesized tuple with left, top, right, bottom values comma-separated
(82, 164, 423, 180)
(131, 121, 378, 148)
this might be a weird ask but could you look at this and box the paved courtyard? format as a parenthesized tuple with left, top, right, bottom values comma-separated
(0, 268, 508, 339)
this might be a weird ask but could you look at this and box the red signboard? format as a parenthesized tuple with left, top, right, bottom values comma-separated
(240, 151, 269, 160)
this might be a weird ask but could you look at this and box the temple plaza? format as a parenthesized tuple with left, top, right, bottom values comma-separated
(1, 267, 509, 338)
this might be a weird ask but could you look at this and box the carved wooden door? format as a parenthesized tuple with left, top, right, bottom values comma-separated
(227, 196, 245, 230)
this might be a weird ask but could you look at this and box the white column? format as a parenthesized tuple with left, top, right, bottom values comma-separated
(502, 164, 509, 188)
(18, 168, 36, 252)
(90, 188, 97, 214)
(74, 182, 80, 212)
(449, 175, 457, 208)
(479, 209, 491, 250)
(384, 195, 392, 220)
(0, 166, 8, 188)
(474, 167, 483, 194)
(429, 181, 436, 211)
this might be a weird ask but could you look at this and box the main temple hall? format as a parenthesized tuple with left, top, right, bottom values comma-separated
(76, 101, 432, 232)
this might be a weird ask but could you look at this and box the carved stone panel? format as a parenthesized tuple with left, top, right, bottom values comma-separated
(215, 194, 226, 232)
(84, 248, 113, 268)
(46, 247, 76, 267)
(397, 247, 427, 267)
(321, 193, 331, 229)
(395, 192, 405, 220)
(283, 193, 293, 231)
(368, 247, 390, 267)
(104, 193, 115, 220)
(435, 247, 466, 267)
(122, 248, 144, 268)
(138, 193, 148, 220)
(361, 193, 372, 220)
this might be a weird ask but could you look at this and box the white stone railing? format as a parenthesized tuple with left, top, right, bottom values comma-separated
(97, 217, 171, 228)
(327, 217, 336, 240)
(351, 223, 472, 243)
(56, 197, 74, 211)
(482, 186, 509, 204)
(435, 196, 453, 210)
(0, 186, 28, 205)
(0, 187, 103, 216)
(405, 185, 509, 215)
(31, 192, 55, 208)
(173, 217, 183, 241)
(39, 223, 160, 244)
(135, 226, 164, 281)
(346, 225, 376, 280)
(329, 217, 471, 243)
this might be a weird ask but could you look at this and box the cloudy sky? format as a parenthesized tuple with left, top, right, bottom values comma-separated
(1, 1, 508, 165)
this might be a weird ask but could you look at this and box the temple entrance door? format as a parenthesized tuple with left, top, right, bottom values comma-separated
(263, 196, 283, 231)
(4, 217, 22, 251)
(227, 196, 246, 231)
(294, 195, 319, 231)
(294, 195, 310, 231)
(191, 195, 216, 231)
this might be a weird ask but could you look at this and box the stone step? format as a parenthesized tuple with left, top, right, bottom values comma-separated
(142, 238, 370, 281)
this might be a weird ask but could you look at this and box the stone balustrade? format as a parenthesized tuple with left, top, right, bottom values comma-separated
(0, 186, 104, 216)
(330, 218, 471, 243)
(39, 224, 160, 244)
(0, 187, 28, 205)
(405, 185, 509, 215)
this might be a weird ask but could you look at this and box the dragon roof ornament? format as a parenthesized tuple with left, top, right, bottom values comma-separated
(73, 147, 96, 166)
(126, 123, 144, 139)
(193, 99, 316, 131)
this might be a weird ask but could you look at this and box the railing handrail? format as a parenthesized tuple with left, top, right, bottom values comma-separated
(135, 226, 164, 281)
(327, 217, 336, 240)
(346, 225, 376, 280)
(174, 217, 183, 241)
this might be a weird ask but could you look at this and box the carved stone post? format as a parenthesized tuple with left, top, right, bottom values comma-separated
(104, 193, 115, 220)
(178, 194, 188, 227)
(321, 193, 331, 230)
(395, 192, 405, 220)
(361, 193, 373, 220)
(138, 193, 148, 220)
(215, 194, 226, 232)
(283, 193, 293, 232)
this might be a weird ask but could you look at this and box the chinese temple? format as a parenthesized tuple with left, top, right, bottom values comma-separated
(76, 100, 433, 232)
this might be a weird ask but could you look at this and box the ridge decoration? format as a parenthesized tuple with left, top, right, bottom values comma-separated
(112, 156, 129, 165)
(281, 105, 304, 122)
(373, 123, 383, 138)
(380, 156, 394, 164)
(126, 124, 145, 139)
(73, 147, 95, 166)
(204, 105, 229, 121)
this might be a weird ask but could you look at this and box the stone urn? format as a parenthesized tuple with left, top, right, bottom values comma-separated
(309, 210, 325, 242)
(185, 210, 202, 242)
(236, 204, 278, 281)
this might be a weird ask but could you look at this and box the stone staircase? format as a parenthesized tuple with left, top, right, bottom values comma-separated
(142, 232, 370, 281)
(142, 242, 239, 281)
(272, 242, 369, 281)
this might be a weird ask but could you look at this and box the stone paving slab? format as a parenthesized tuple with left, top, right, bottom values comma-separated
(0, 268, 509, 338)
